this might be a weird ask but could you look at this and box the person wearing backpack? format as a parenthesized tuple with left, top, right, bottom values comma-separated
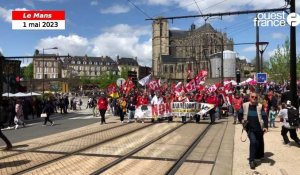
(278, 101, 300, 146)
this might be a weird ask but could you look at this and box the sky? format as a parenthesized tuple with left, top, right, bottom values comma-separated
(0, 0, 299, 67)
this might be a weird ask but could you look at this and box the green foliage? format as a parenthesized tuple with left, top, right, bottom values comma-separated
(80, 71, 121, 89)
(34, 49, 39, 56)
(22, 63, 34, 80)
(244, 70, 250, 76)
(264, 38, 300, 83)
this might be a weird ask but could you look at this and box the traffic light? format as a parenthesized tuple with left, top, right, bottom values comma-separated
(236, 70, 240, 84)
(128, 71, 138, 85)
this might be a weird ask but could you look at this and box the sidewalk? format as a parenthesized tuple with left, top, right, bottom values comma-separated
(233, 120, 300, 175)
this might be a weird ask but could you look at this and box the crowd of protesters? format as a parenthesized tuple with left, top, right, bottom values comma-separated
(1, 81, 299, 159)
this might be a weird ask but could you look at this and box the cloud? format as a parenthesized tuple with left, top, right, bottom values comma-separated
(91, 24, 152, 66)
(146, 0, 287, 16)
(90, 0, 98, 6)
(267, 47, 287, 59)
(24, 0, 35, 8)
(0, 7, 13, 23)
(35, 24, 153, 66)
(100, 4, 130, 14)
(0, 7, 27, 23)
(0, 47, 3, 54)
(271, 32, 286, 40)
(35, 35, 90, 56)
(239, 55, 251, 62)
(242, 45, 256, 52)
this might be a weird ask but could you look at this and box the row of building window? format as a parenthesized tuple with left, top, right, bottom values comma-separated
(35, 61, 58, 67)
(163, 64, 193, 73)
(36, 67, 57, 73)
(36, 73, 58, 79)
(70, 61, 113, 66)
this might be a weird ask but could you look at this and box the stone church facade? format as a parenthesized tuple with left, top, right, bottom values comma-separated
(152, 18, 234, 82)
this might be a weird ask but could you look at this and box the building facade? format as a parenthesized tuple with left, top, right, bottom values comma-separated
(116, 56, 139, 77)
(62, 55, 118, 79)
(152, 18, 234, 81)
(33, 54, 61, 79)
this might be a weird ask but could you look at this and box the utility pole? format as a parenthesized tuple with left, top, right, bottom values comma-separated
(221, 35, 224, 86)
(0, 56, 3, 122)
(290, 0, 298, 108)
(256, 14, 260, 73)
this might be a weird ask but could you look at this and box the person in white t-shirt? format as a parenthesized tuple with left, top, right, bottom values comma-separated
(277, 101, 300, 145)
(151, 91, 164, 105)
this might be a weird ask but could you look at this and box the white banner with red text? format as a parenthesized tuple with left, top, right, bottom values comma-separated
(134, 102, 214, 119)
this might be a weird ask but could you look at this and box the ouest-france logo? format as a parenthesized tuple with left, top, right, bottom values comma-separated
(253, 12, 300, 27)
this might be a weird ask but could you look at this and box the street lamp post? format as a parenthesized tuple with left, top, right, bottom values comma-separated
(257, 42, 269, 73)
(42, 47, 58, 98)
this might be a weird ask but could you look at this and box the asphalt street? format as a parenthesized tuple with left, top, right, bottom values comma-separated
(0, 110, 117, 147)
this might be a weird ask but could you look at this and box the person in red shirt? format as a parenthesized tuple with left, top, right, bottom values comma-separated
(97, 93, 108, 124)
(206, 92, 218, 124)
(232, 93, 243, 124)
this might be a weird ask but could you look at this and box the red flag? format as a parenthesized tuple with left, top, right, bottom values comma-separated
(185, 79, 196, 92)
(174, 82, 185, 96)
(194, 70, 208, 86)
(148, 79, 160, 91)
(208, 84, 217, 92)
(122, 78, 135, 94)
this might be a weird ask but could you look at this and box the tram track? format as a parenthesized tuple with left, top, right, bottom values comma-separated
(171, 119, 230, 175)
(0, 118, 232, 175)
(0, 122, 129, 160)
(89, 123, 186, 175)
(165, 123, 212, 175)
(1, 123, 152, 175)
(89, 122, 212, 175)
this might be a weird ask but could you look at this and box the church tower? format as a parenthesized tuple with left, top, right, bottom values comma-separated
(152, 18, 169, 77)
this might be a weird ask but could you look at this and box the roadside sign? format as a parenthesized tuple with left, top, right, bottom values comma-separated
(116, 78, 125, 87)
(257, 73, 267, 83)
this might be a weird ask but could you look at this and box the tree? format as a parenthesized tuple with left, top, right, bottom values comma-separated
(22, 63, 33, 80)
(264, 38, 300, 83)
(34, 49, 39, 56)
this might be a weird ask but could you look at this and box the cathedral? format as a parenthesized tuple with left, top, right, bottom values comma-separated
(152, 18, 234, 82)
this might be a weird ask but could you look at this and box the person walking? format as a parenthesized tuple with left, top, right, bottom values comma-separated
(126, 96, 136, 123)
(117, 96, 126, 123)
(232, 93, 243, 124)
(0, 100, 12, 150)
(42, 100, 54, 126)
(277, 101, 300, 145)
(240, 92, 268, 170)
(269, 106, 277, 128)
(97, 94, 108, 124)
(15, 99, 26, 129)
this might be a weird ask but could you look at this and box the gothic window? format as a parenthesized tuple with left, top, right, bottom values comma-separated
(71, 61, 75, 64)
(83, 61, 87, 65)
(89, 61, 93, 65)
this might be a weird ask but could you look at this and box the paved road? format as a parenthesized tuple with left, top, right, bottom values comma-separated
(0, 109, 117, 146)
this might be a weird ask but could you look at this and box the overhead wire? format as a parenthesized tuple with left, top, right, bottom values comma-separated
(127, 0, 153, 19)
